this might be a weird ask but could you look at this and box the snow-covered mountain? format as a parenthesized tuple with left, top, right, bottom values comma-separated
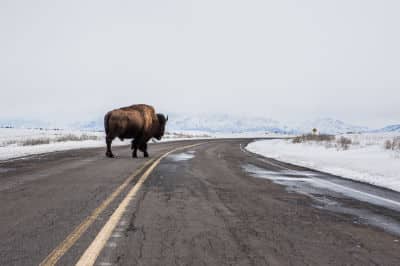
(0, 118, 52, 129)
(168, 115, 370, 134)
(69, 113, 295, 134)
(294, 118, 369, 134)
(0, 115, 389, 135)
(167, 113, 295, 134)
(372, 124, 400, 133)
(70, 120, 103, 131)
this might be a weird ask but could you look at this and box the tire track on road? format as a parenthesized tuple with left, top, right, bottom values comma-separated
(38, 158, 156, 266)
(74, 142, 206, 266)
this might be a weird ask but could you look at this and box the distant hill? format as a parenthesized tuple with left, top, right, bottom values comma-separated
(372, 124, 400, 133)
(0, 118, 52, 129)
(2, 115, 395, 135)
(166, 113, 295, 134)
(294, 118, 369, 135)
(70, 113, 296, 134)
(72, 120, 103, 131)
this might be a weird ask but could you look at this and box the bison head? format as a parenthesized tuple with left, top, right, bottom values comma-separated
(155, 114, 168, 140)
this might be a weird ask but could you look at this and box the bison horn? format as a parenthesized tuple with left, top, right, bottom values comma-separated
(166, 115, 169, 121)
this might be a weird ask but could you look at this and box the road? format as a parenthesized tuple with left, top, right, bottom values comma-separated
(1, 139, 400, 265)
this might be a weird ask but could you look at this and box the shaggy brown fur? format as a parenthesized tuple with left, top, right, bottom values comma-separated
(104, 104, 168, 158)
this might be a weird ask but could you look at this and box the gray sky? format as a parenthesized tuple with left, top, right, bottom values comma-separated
(1, 0, 399, 128)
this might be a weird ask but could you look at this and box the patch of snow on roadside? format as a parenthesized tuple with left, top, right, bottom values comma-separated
(246, 134, 400, 192)
(0, 128, 202, 161)
(168, 151, 195, 162)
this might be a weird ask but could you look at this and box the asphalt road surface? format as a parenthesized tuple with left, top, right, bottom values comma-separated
(1, 139, 400, 266)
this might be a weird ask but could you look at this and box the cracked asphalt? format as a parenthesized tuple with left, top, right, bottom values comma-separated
(1, 139, 400, 265)
(98, 140, 400, 266)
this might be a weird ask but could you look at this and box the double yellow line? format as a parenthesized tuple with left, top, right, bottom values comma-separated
(40, 142, 205, 266)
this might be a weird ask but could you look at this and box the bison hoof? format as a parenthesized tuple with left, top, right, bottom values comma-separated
(106, 151, 114, 158)
(132, 153, 138, 158)
(144, 152, 149, 158)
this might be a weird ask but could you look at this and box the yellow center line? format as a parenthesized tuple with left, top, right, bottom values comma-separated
(39, 142, 205, 266)
(75, 142, 204, 266)
(39, 158, 155, 266)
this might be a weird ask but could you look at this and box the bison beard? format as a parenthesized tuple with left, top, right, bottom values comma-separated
(104, 104, 168, 158)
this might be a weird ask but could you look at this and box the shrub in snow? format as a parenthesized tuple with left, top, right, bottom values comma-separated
(55, 134, 99, 142)
(21, 138, 51, 146)
(385, 140, 392, 150)
(384, 137, 400, 151)
(336, 136, 352, 150)
(0, 139, 18, 147)
(247, 137, 400, 192)
(292, 134, 335, 143)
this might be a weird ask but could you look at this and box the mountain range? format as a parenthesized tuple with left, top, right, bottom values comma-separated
(371, 124, 400, 133)
(292, 118, 369, 135)
(1, 114, 399, 135)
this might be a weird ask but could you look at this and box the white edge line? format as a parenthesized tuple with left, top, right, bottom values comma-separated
(75, 143, 203, 266)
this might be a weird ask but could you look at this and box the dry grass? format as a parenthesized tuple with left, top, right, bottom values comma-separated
(292, 134, 335, 143)
(55, 134, 99, 142)
(21, 138, 51, 146)
(292, 134, 353, 150)
(337, 136, 352, 150)
(19, 134, 100, 146)
(0, 140, 19, 147)
(384, 137, 400, 151)
(292, 133, 400, 154)
(164, 132, 211, 139)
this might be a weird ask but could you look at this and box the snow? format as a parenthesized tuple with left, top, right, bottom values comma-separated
(214, 131, 291, 138)
(167, 115, 370, 135)
(4, 115, 398, 135)
(246, 133, 400, 192)
(160, 113, 294, 134)
(372, 124, 400, 133)
(0, 128, 208, 161)
(0, 128, 121, 161)
(0, 139, 114, 161)
(293, 117, 368, 134)
(167, 151, 196, 162)
(0, 128, 101, 144)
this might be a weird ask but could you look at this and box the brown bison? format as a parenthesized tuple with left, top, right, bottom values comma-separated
(104, 104, 168, 158)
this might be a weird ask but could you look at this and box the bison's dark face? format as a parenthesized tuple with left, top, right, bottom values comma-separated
(155, 114, 168, 140)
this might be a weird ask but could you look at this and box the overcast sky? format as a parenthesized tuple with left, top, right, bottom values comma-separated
(1, 0, 399, 128)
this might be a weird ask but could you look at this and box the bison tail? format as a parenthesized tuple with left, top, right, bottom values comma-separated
(104, 111, 112, 136)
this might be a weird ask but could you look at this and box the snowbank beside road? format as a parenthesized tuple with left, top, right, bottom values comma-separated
(0, 128, 210, 161)
(0, 128, 123, 161)
(246, 134, 400, 192)
(0, 139, 123, 161)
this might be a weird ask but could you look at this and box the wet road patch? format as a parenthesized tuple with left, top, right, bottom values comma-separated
(242, 163, 400, 236)
(0, 167, 16, 173)
(167, 150, 195, 162)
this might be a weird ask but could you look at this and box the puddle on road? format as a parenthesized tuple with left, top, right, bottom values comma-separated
(167, 151, 195, 162)
(243, 164, 400, 211)
(317, 202, 400, 236)
(243, 163, 400, 236)
(242, 164, 316, 181)
(0, 167, 16, 173)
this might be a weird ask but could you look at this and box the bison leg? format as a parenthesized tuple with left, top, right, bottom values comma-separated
(131, 140, 138, 158)
(143, 143, 149, 158)
(139, 142, 149, 158)
(106, 136, 115, 158)
(131, 140, 135, 150)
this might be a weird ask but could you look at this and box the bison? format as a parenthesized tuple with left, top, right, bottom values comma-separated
(104, 104, 168, 158)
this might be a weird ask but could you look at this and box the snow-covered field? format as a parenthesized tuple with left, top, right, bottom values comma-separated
(0, 128, 210, 161)
(247, 133, 400, 192)
(213, 131, 291, 139)
(0, 128, 118, 160)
